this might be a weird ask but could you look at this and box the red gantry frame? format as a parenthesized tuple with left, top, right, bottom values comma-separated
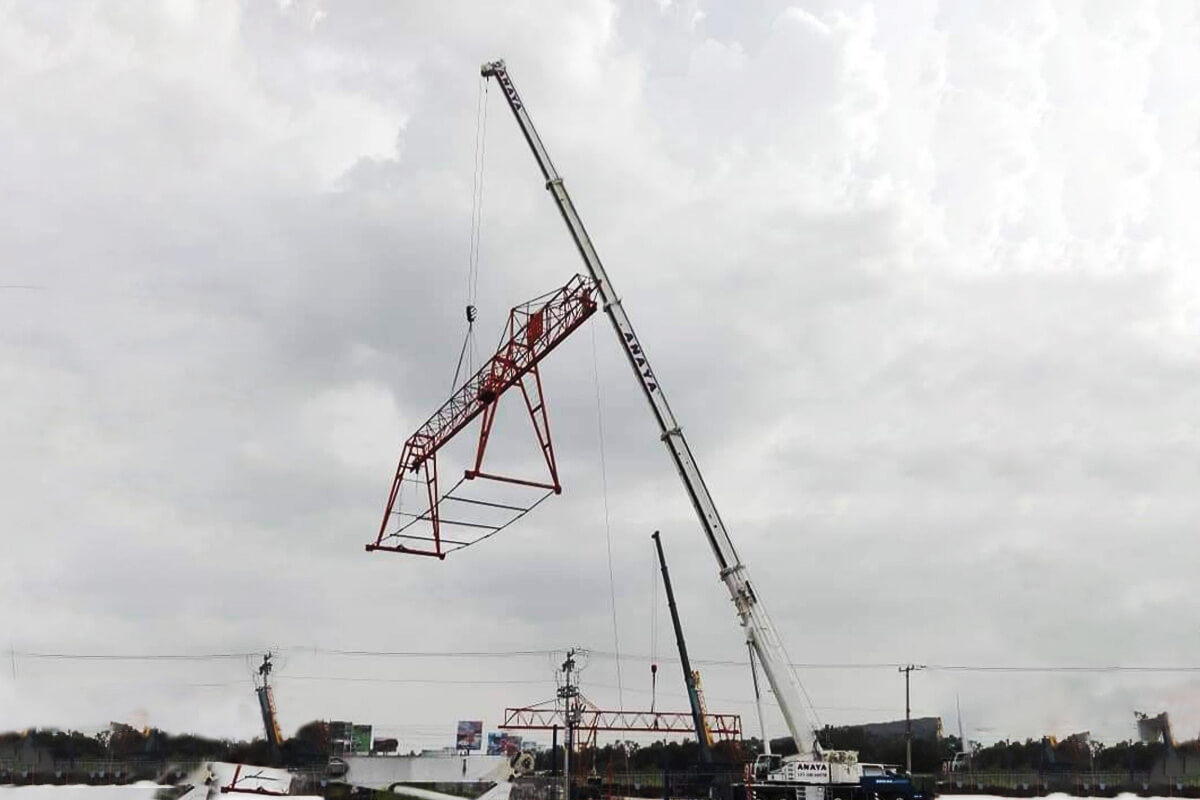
(500, 696, 742, 745)
(367, 274, 599, 559)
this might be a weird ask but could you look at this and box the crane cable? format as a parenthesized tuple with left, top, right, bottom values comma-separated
(591, 321, 623, 710)
(419, 79, 487, 523)
(450, 76, 489, 393)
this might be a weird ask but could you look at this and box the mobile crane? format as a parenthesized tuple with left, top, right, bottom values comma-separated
(652, 529, 713, 764)
(480, 60, 928, 800)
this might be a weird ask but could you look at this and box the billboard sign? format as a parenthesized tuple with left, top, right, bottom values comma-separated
(487, 732, 522, 756)
(456, 720, 483, 751)
(351, 724, 373, 754)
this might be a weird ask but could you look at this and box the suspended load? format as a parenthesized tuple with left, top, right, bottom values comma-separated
(367, 274, 598, 559)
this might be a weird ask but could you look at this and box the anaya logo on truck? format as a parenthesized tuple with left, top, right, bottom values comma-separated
(791, 763, 831, 775)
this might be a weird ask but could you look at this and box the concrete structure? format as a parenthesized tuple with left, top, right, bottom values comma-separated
(1150, 747, 1200, 782)
(339, 753, 513, 791)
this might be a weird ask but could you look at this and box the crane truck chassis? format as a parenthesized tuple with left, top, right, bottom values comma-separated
(744, 754, 929, 800)
(477, 59, 934, 800)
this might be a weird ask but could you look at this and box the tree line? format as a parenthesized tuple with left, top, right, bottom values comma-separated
(3, 721, 1183, 775)
(0, 720, 331, 767)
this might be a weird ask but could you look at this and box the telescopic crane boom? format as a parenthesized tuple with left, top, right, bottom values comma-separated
(481, 59, 820, 758)
(652, 530, 712, 763)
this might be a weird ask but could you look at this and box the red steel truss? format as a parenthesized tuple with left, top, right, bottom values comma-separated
(500, 703, 742, 741)
(368, 274, 599, 559)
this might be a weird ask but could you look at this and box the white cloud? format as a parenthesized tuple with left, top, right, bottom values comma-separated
(2, 0, 1200, 748)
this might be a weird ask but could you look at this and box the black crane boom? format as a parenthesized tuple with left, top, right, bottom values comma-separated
(652, 530, 712, 764)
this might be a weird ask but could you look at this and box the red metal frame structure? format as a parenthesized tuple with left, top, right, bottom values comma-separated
(500, 698, 742, 741)
(368, 274, 598, 559)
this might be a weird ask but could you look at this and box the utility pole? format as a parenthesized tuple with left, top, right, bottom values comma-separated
(558, 650, 581, 800)
(899, 665, 925, 774)
(255, 653, 284, 765)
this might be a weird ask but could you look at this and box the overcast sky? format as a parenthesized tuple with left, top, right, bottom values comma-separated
(3, 0, 1200, 753)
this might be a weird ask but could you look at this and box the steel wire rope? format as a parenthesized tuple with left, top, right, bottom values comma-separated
(470, 78, 489, 314)
(443, 490, 554, 554)
(387, 476, 553, 554)
(385, 475, 467, 542)
(591, 321, 623, 710)
(450, 76, 490, 393)
(769, 615, 826, 740)
(449, 318, 475, 395)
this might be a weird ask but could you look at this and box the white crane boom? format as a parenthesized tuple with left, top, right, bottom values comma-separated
(481, 59, 820, 758)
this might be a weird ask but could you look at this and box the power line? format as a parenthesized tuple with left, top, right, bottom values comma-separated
(307, 648, 560, 659)
(924, 664, 1200, 674)
(12, 647, 560, 661)
(590, 651, 896, 668)
(592, 652, 1200, 674)
(279, 675, 550, 686)
(18, 647, 1200, 674)
(17, 651, 260, 661)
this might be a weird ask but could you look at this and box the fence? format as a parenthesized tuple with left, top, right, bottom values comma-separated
(516, 769, 1200, 800)
(512, 769, 744, 800)
(0, 758, 204, 785)
(936, 770, 1200, 796)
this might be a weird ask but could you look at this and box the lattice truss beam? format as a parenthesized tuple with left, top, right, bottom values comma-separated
(500, 697, 742, 741)
(367, 274, 599, 559)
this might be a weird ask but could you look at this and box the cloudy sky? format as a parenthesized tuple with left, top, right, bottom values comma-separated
(3, 0, 1200, 752)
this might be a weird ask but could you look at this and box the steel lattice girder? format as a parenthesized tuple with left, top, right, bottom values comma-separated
(368, 274, 599, 559)
(500, 706, 742, 740)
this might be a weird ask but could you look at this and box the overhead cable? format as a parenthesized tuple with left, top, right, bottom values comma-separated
(20, 647, 1200, 674)
(279, 675, 549, 686)
(17, 651, 261, 661)
(307, 647, 559, 658)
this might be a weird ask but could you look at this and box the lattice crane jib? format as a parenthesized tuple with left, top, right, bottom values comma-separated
(368, 274, 599, 559)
